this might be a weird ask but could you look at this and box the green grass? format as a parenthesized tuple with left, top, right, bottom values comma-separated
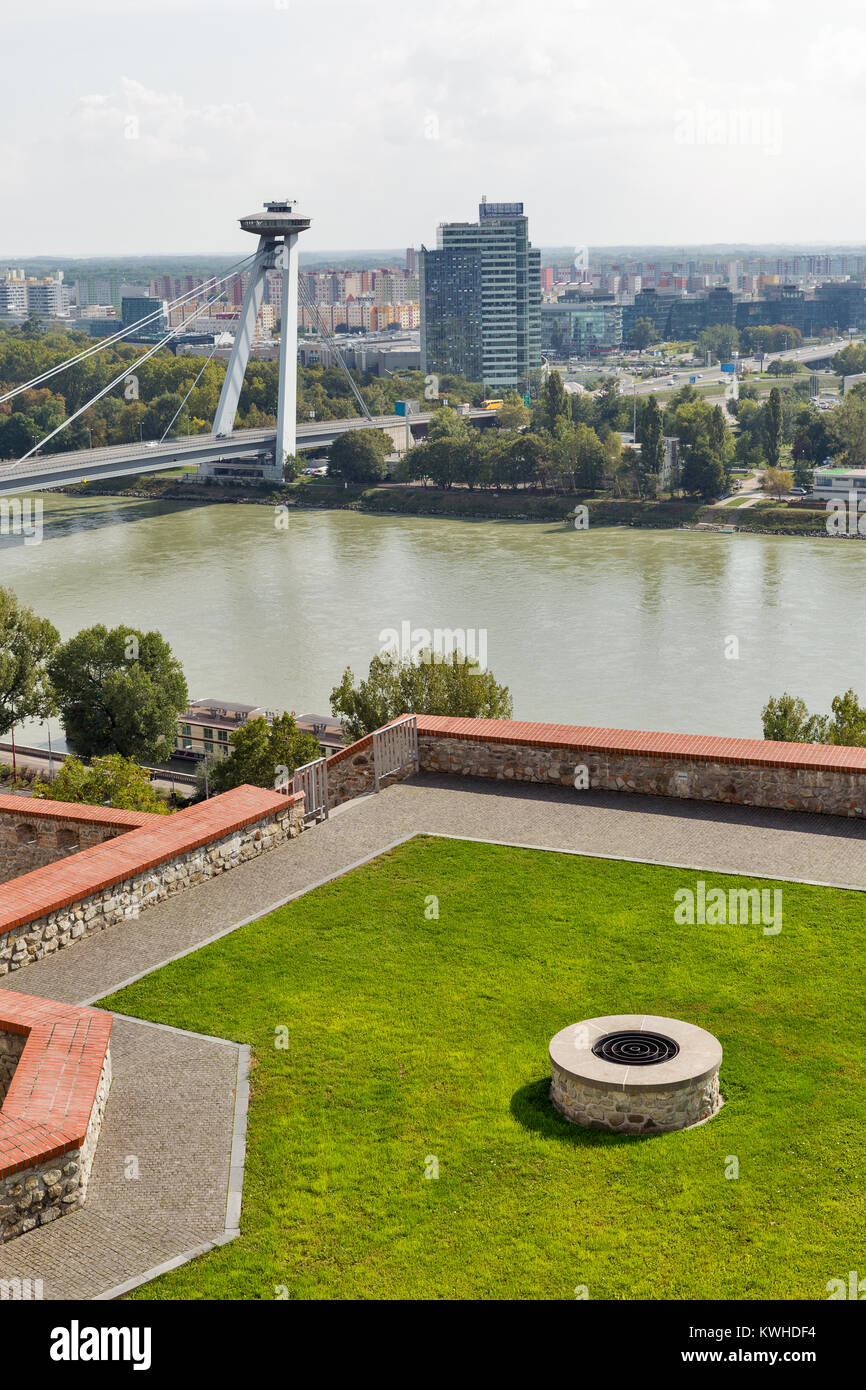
(99, 837, 865, 1301)
(701, 503, 830, 534)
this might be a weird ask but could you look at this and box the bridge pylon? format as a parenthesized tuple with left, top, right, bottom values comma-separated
(213, 199, 311, 470)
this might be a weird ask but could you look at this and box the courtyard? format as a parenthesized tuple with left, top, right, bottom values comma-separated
(95, 831, 864, 1301)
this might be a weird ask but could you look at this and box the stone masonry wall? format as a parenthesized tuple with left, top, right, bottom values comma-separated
(420, 735, 866, 817)
(0, 1049, 111, 1244)
(0, 814, 123, 885)
(550, 1060, 720, 1134)
(0, 1032, 25, 1105)
(0, 798, 305, 977)
(326, 739, 408, 809)
(327, 738, 376, 808)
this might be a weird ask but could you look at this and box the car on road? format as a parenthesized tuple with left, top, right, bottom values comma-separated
(790, 486, 810, 495)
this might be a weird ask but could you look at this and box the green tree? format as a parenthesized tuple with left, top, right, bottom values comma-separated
(762, 466, 793, 498)
(697, 324, 739, 363)
(0, 587, 60, 739)
(571, 422, 608, 492)
(765, 387, 782, 467)
(0, 412, 41, 459)
(764, 359, 803, 376)
(593, 378, 624, 429)
(331, 650, 513, 741)
(833, 393, 866, 467)
(49, 624, 188, 762)
(532, 373, 571, 434)
(328, 428, 391, 482)
(32, 754, 169, 813)
(207, 712, 321, 795)
(636, 394, 664, 484)
(141, 392, 190, 441)
(426, 406, 471, 442)
(680, 443, 726, 499)
(424, 437, 465, 489)
(827, 689, 866, 746)
(630, 318, 659, 353)
(830, 343, 866, 378)
(792, 456, 813, 487)
(761, 693, 828, 744)
(497, 400, 530, 431)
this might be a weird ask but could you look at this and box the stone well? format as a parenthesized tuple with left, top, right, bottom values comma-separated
(549, 1014, 723, 1134)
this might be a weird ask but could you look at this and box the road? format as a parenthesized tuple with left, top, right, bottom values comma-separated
(0, 742, 196, 798)
(612, 337, 854, 397)
(0, 409, 495, 496)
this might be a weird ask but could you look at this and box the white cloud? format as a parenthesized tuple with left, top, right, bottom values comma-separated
(2, 0, 866, 252)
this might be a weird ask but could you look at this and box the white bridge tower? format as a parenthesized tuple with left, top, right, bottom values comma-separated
(213, 199, 311, 470)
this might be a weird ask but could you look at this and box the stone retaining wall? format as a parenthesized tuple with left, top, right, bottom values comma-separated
(327, 736, 376, 807)
(416, 720, 866, 818)
(0, 1049, 111, 1244)
(0, 800, 156, 886)
(0, 797, 305, 977)
(326, 736, 408, 808)
(0, 1032, 25, 1105)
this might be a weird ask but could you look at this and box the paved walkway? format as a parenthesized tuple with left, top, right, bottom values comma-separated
(3, 776, 866, 1012)
(0, 1015, 242, 1301)
(3, 774, 866, 1298)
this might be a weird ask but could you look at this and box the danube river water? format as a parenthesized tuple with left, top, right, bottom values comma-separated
(2, 493, 864, 744)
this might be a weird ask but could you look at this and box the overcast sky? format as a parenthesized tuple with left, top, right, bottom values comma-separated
(4, 0, 866, 257)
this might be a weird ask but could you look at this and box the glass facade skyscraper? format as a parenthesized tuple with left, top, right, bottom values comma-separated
(420, 199, 541, 391)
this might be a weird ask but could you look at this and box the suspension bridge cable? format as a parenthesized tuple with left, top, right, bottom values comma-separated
(296, 276, 372, 421)
(16, 278, 251, 462)
(158, 335, 227, 442)
(0, 254, 257, 405)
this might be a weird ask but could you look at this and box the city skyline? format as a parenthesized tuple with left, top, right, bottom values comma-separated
(5, 0, 866, 254)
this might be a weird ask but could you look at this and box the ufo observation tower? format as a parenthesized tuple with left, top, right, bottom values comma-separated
(213, 199, 311, 468)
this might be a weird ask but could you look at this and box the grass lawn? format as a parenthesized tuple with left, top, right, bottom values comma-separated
(99, 836, 865, 1301)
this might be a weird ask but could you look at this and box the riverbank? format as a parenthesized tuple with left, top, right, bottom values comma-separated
(53, 475, 838, 536)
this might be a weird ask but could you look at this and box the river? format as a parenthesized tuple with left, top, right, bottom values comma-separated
(1, 493, 863, 745)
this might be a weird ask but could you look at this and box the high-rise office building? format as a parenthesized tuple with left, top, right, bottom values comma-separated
(121, 296, 168, 333)
(420, 197, 541, 390)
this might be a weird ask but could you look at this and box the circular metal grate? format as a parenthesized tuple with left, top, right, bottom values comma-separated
(591, 1030, 680, 1066)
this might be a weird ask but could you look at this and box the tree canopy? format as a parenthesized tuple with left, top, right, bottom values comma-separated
(331, 650, 513, 741)
(0, 586, 60, 738)
(206, 712, 321, 795)
(761, 688, 866, 746)
(32, 754, 169, 813)
(48, 623, 188, 762)
(328, 428, 391, 482)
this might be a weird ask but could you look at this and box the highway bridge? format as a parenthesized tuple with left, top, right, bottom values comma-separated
(0, 409, 497, 497)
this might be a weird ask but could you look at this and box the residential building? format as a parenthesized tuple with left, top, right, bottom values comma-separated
(26, 275, 67, 318)
(74, 275, 122, 311)
(420, 197, 542, 390)
(0, 275, 27, 316)
(372, 271, 419, 304)
(297, 301, 419, 333)
(175, 700, 343, 761)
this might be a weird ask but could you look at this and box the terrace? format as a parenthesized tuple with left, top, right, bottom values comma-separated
(0, 716, 864, 1297)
